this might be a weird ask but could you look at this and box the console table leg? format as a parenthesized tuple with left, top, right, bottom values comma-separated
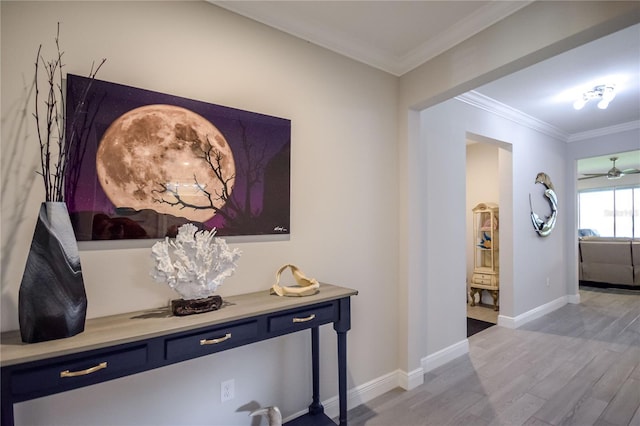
(1, 400, 14, 426)
(337, 330, 347, 426)
(309, 326, 324, 415)
(334, 297, 351, 426)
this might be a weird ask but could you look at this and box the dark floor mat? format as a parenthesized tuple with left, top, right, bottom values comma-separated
(467, 317, 495, 337)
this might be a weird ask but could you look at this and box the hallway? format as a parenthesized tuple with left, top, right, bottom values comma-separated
(346, 286, 640, 425)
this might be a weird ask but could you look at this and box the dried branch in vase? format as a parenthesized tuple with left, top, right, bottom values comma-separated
(33, 23, 106, 202)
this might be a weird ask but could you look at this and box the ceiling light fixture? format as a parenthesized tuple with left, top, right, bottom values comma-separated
(573, 84, 616, 110)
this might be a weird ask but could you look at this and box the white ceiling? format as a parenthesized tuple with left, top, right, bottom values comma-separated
(212, 1, 640, 175)
(475, 23, 640, 139)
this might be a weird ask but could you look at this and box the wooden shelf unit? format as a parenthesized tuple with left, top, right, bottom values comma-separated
(470, 203, 499, 311)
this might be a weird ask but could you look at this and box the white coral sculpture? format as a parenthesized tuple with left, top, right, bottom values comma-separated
(150, 223, 242, 300)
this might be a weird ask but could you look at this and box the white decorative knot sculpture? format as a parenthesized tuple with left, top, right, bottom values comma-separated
(150, 223, 241, 300)
(250, 406, 282, 426)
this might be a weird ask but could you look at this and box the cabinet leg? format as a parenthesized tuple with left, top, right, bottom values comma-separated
(469, 288, 478, 306)
(490, 290, 499, 311)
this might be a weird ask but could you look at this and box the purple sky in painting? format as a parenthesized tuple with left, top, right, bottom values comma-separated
(65, 75, 290, 238)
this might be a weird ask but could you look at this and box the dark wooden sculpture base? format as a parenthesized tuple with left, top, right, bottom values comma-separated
(171, 295, 223, 316)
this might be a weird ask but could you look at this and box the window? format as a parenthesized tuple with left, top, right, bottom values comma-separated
(578, 185, 639, 237)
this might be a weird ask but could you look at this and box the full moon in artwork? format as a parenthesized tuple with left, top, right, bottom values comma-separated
(95, 104, 235, 223)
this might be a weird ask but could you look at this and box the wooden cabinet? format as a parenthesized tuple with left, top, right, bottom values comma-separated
(470, 203, 499, 311)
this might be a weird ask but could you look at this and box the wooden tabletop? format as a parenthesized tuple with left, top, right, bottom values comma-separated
(1, 283, 357, 367)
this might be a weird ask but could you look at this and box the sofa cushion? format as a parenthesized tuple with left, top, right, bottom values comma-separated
(632, 241, 640, 264)
(580, 241, 632, 265)
(579, 240, 634, 285)
(581, 263, 634, 285)
(633, 241, 640, 285)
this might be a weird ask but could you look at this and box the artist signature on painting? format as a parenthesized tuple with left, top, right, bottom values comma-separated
(273, 226, 288, 233)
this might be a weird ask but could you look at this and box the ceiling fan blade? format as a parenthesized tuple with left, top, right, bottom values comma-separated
(622, 169, 640, 174)
(579, 157, 640, 180)
(578, 174, 607, 180)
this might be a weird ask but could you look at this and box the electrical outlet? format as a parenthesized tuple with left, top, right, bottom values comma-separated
(546, 277, 550, 287)
(221, 379, 234, 402)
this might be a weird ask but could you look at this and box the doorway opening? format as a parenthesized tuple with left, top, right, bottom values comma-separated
(466, 134, 513, 329)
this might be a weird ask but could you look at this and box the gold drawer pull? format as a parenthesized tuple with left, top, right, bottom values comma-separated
(200, 333, 232, 345)
(60, 362, 107, 378)
(293, 314, 316, 323)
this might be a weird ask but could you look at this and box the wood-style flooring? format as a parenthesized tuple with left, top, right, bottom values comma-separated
(345, 286, 640, 425)
(467, 303, 499, 324)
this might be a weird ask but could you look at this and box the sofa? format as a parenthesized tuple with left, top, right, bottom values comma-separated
(579, 237, 640, 286)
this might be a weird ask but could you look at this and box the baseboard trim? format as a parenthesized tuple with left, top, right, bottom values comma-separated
(287, 369, 403, 422)
(567, 293, 580, 304)
(398, 367, 424, 390)
(421, 339, 469, 373)
(498, 295, 568, 329)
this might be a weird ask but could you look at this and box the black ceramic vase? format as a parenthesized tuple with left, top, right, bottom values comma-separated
(19, 202, 87, 343)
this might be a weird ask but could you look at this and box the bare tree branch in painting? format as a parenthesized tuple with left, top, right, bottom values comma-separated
(151, 120, 271, 232)
(151, 133, 236, 222)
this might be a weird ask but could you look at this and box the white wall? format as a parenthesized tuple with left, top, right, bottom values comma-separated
(0, 2, 398, 424)
(420, 98, 567, 355)
(419, 102, 468, 356)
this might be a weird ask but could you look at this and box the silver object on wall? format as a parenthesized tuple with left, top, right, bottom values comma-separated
(529, 172, 557, 237)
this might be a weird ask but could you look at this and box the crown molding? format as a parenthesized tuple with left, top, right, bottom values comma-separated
(211, 1, 396, 73)
(398, 1, 532, 75)
(456, 91, 569, 141)
(211, 1, 531, 76)
(567, 120, 640, 143)
(456, 92, 639, 143)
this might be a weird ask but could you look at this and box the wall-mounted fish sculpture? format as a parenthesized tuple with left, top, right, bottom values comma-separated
(529, 172, 557, 237)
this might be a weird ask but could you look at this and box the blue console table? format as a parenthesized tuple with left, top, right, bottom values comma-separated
(1, 283, 357, 426)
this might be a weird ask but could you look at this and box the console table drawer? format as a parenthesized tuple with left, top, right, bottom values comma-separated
(269, 304, 335, 334)
(11, 345, 148, 397)
(165, 320, 258, 361)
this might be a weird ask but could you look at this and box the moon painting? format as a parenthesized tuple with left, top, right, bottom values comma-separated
(64, 75, 291, 240)
(96, 105, 235, 223)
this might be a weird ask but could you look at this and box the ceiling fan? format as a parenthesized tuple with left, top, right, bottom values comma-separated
(579, 156, 640, 180)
